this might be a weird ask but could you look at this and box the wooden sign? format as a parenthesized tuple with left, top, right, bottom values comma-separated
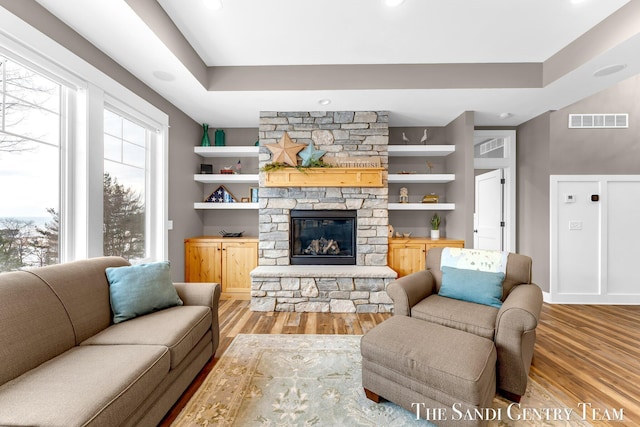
(323, 156, 381, 168)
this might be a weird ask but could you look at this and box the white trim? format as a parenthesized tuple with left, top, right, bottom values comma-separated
(550, 175, 640, 304)
(473, 130, 516, 252)
(0, 5, 169, 262)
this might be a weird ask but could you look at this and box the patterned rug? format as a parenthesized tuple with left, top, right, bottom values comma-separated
(172, 334, 591, 426)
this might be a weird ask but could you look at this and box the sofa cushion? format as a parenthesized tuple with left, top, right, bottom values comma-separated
(106, 261, 183, 323)
(439, 266, 505, 308)
(28, 256, 130, 344)
(0, 344, 169, 427)
(0, 270, 76, 386)
(411, 294, 499, 339)
(81, 305, 211, 369)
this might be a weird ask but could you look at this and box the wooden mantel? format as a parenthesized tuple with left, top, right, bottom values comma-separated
(263, 167, 385, 188)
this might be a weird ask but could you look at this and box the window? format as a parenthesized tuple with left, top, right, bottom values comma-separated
(0, 16, 168, 272)
(103, 109, 148, 261)
(0, 55, 62, 270)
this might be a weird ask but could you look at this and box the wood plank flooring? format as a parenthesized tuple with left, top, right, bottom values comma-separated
(160, 299, 640, 426)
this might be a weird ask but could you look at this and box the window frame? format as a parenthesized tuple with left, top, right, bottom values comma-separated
(0, 11, 169, 265)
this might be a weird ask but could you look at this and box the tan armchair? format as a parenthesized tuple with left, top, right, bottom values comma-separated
(387, 247, 543, 401)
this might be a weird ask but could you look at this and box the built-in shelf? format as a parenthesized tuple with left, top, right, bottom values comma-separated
(388, 145, 455, 157)
(388, 173, 455, 184)
(194, 202, 259, 210)
(388, 203, 455, 211)
(194, 174, 259, 184)
(194, 146, 259, 157)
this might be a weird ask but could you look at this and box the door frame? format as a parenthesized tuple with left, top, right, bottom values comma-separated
(473, 130, 516, 252)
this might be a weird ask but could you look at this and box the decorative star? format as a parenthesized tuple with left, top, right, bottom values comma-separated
(298, 142, 327, 167)
(265, 132, 306, 167)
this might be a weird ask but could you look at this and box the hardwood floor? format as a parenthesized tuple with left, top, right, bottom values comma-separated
(160, 299, 640, 426)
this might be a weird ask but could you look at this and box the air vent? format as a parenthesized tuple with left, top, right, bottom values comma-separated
(479, 138, 504, 155)
(568, 114, 628, 129)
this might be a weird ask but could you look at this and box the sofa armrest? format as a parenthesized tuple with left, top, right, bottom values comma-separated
(386, 270, 436, 316)
(494, 283, 543, 396)
(496, 284, 542, 331)
(174, 282, 221, 310)
(174, 282, 221, 353)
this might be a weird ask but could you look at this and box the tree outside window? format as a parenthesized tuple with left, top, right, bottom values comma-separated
(0, 57, 149, 271)
(0, 55, 60, 271)
(103, 109, 147, 261)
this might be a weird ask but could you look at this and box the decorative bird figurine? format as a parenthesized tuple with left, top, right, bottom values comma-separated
(420, 129, 428, 145)
(402, 132, 410, 144)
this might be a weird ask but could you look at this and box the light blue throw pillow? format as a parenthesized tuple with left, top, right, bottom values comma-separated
(106, 261, 183, 324)
(439, 266, 505, 308)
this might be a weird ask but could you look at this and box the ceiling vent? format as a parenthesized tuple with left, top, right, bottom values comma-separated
(568, 114, 628, 129)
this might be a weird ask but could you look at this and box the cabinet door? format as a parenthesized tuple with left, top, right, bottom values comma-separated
(388, 243, 426, 277)
(185, 242, 222, 283)
(222, 241, 258, 293)
(425, 240, 465, 253)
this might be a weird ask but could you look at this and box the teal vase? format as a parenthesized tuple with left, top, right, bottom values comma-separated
(201, 124, 211, 147)
(214, 129, 225, 146)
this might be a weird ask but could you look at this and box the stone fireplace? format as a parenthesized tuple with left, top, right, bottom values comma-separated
(250, 111, 397, 313)
(290, 209, 356, 265)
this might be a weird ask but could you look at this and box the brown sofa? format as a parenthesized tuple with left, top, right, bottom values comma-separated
(386, 247, 543, 400)
(0, 256, 220, 427)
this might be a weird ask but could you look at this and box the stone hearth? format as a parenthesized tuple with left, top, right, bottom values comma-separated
(251, 111, 397, 313)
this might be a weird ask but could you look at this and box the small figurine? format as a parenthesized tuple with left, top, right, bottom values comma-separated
(399, 187, 409, 203)
(420, 129, 428, 144)
(426, 160, 434, 174)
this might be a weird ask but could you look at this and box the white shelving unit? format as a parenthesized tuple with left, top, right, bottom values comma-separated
(194, 202, 259, 210)
(192, 145, 457, 211)
(195, 146, 260, 210)
(388, 203, 455, 211)
(194, 146, 259, 157)
(388, 145, 455, 157)
(388, 145, 456, 212)
(194, 174, 258, 184)
(388, 173, 455, 184)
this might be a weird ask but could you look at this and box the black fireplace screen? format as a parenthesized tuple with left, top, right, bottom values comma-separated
(290, 210, 356, 265)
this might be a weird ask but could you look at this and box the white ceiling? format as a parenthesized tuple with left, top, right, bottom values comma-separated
(33, 0, 640, 128)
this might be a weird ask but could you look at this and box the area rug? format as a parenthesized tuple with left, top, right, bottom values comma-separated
(172, 334, 591, 426)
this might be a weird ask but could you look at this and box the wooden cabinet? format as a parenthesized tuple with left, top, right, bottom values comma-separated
(388, 237, 464, 277)
(185, 237, 258, 294)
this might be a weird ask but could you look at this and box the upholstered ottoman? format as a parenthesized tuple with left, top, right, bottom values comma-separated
(361, 316, 496, 427)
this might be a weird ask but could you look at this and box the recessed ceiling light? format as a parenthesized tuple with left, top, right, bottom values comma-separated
(499, 112, 512, 119)
(593, 64, 627, 77)
(152, 70, 175, 82)
(318, 99, 331, 106)
(384, 0, 406, 7)
(203, 0, 223, 11)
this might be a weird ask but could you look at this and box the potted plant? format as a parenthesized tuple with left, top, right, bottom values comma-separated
(430, 213, 441, 240)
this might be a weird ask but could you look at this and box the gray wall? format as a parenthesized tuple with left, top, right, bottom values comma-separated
(549, 74, 640, 175)
(1, 1, 203, 280)
(445, 111, 475, 245)
(516, 113, 551, 291)
(517, 72, 640, 293)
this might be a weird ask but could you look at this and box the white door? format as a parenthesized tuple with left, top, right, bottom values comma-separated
(474, 169, 503, 250)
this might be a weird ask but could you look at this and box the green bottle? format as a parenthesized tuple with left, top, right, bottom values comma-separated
(201, 124, 211, 147)
(214, 129, 225, 146)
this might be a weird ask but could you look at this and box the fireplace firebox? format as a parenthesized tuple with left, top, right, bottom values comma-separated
(290, 210, 356, 265)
